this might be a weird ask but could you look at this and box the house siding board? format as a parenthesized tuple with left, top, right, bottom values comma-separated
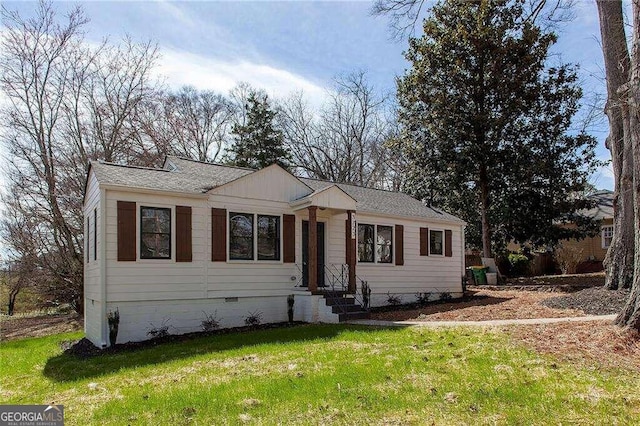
(84, 171, 102, 300)
(211, 165, 311, 202)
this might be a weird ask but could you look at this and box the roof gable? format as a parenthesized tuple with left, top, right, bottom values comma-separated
(209, 163, 313, 202)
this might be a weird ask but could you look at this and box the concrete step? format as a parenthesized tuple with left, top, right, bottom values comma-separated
(331, 304, 363, 314)
(338, 311, 370, 322)
(323, 296, 356, 306)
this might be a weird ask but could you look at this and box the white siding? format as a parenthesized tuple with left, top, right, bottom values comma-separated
(96, 183, 464, 344)
(83, 171, 102, 346)
(351, 213, 464, 307)
(211, 165, 311, 202)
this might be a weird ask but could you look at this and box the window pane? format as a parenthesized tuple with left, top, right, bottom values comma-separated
(230, 212, 254, 260)
(141, 233, 171, 259)
(376, 225, 393, 263)
(430, 230, 443, 255)
(358, 224, 374, 262)
(258, 215, 280, 261)
(141, 208, 171, 233)
(140, 207, 171, 259)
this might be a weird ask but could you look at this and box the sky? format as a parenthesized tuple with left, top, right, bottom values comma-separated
(1, 0, 616, 191)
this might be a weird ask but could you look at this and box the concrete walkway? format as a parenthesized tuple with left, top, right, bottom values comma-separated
(347, 314, 617, 328)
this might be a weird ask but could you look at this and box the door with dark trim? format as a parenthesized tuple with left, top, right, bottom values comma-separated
(302, 221, 325, 288)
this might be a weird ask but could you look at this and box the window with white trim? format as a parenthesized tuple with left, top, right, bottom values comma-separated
(229, 212, 281, 261)
(601, 225, 614, 249)
(140, 206, 172, 259)
(358, 223, 393, 263)
(430, 229, 444, 255)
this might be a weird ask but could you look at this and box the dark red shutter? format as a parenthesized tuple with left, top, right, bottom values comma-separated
(176, 206, 192, 262)
(283, 214, 295, 263)
(420, 227, 429, 256)
(211, 208, 227, 262)
(395, 225, 404, 265)
(445, 229, 453, 257)
(117, 201, 136, 261)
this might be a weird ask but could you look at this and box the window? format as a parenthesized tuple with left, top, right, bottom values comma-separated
(358, 224, 394, 264)
(229, 212, 281, 261)
(358, 224, 374, 262)
(140, 207, 171, 259)
(229, 212, 254, 260)
(258, 215, 280, 261)
(376, 225, 393, 263)
(93, 209, 97, 261)
(430, 229, 444, 255)
(602, 225, 614, 249)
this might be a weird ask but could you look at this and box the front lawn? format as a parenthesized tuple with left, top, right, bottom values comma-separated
(1, 324, 638, 424)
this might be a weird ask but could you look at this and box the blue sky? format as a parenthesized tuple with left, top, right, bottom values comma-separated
(3, 0, 615, 189)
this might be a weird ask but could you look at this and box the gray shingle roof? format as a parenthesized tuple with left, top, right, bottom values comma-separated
(583, 190, 614, 220)
(90, 156, 464, 224)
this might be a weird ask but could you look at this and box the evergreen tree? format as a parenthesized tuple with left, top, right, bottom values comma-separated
(227, 92, 291, 169)
(396, 0, 600, 256)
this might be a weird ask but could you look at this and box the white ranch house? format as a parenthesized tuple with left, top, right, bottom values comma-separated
(83, 156, 465, 347)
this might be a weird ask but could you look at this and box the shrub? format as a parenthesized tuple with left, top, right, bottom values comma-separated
(147, 318, 171, 339)
(287, 295, 295, 323)
(439, 292, 452, 301)
(244, 311, 263, 326)
(555, 242, 584, 275)
(415, 292, 431, 305)
(201, 311, 221, 332)
(508, 253, 530, 277)
(107, 308, 120, 346)
(386, 292, 402, 306)
(361, 282, 372, 310)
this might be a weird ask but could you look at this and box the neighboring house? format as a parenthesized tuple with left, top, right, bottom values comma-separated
(83, 156, 465, 347)
(558, 190, 614, 268)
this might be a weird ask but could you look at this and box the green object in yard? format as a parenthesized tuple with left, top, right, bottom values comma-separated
(470, 266, 488, 285)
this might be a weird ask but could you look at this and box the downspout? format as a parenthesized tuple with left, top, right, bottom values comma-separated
(460, 224, 466, 293)
(100, 187, 108, 348)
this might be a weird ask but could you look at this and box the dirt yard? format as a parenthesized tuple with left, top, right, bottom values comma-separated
(507, 322, 640, 371)
(370, 289, 588, 322)
(0, 313, 83, 341)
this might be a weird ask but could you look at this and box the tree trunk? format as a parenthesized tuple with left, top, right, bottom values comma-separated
(479, 165, 492, 258)
(596, 0, 635, 290)
(615, 0, 640, 330)
(8, 289, 19, 316)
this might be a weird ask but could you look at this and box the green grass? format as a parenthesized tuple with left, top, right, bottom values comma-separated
(1, 325, 639, 425)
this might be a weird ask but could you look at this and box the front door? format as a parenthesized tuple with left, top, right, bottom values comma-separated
(302, 221, 325, 288)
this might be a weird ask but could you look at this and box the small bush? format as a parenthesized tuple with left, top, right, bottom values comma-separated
(147, 319, 171, 339)
(287, 295, 295, 323)
(244, 310, 263, 326)
(439, 292, 452, 301)
(201, 311, 221, 332)
(386, 292, 402, 306)
(415, 292, 431, 305)
(508, 253, 530, 277)
(555, 242, 584, 275)
(361, 281, 372, 310)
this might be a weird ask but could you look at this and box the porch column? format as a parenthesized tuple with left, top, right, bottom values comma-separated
(347, 210, 356, 293)
(308, 206, 318, 293)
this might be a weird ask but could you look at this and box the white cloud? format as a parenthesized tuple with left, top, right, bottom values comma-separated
(157, 47, 328, 107)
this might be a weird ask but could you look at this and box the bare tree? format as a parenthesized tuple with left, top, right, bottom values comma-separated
(279, 71, 395, 188)
(0, 1, 162, 312)
(144, 86, 234, 162)
(372, 0, 575, 40)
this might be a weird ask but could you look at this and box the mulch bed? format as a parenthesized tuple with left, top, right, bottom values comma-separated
(61, 321, 308, 358)
(541, 286, 630, 315)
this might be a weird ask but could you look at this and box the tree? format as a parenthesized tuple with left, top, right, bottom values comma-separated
(595, 1, 635, 292)
(226, 91, 291, 169)
(596, 0, 640, 329)
(0, 1, 161, 312)
(279, 71, 397, 188)
(396, 0, 599, 257)
(143, 86, 234, 163)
